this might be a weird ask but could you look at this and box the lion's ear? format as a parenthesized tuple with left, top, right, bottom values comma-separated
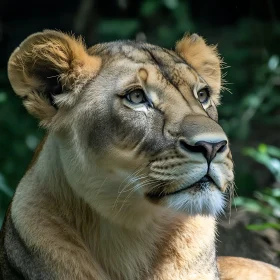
(8, 30, 101, 126)
(175, 34, 222, 94)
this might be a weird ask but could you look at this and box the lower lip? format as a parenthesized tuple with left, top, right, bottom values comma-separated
(146, 177, 214, 200)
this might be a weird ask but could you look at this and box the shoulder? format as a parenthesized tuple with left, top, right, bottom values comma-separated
(218, 256, 280, 280)
(0, 205, 54, 280)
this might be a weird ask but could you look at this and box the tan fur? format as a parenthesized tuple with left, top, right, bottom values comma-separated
(12, 153, 217, 279)
(8, 30, 101, 127)
(2, 30, 280, 280)
(218, 257, 280, 280)
(176, 33, 222, 103)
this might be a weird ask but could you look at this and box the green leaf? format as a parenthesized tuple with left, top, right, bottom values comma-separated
(258, 143, 267, 154)
(267, 146, 280, 158)
(268, 55, 279, 71)
(233, 197, 263, 212)
(255, 192, 280, 208)
(243, 146, 280, 180)
(271, 188, 280, 197)
(246, 223, 280, 231)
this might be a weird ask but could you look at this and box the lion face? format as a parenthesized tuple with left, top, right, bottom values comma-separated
(8, 31, 234, 228)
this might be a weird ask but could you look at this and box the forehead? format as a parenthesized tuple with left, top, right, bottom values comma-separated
(88, 41, 202, 88)
(89, 41, 184, 63)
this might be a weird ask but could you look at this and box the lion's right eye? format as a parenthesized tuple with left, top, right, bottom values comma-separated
(198, 88, 210, 104)
(125, 89, 147, 104)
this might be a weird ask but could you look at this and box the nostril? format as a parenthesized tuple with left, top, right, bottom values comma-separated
(216, 140, 228, 153)
(179, 139, 205, 154)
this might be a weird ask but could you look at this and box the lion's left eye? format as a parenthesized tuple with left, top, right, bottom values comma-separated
(125, 89, 147, 104)
(198, 88, 210, 104)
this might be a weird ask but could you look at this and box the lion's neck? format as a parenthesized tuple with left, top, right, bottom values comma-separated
(90, 213, 218, 280)
(12, 135, 219, 280)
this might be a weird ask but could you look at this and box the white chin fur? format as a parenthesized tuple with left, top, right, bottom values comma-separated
(166, 188, 225, 216)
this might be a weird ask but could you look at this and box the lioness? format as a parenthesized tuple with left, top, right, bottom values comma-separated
(0, 30, 279, 280)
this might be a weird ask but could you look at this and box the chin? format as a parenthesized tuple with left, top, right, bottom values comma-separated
(166, 187, 225, 216)
(146, 180, 226, 216)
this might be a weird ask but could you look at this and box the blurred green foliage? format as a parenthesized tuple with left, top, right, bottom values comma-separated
(0, 0, 280, 227)
(244, 144, 280, 181)
(235, 144, 280, 233)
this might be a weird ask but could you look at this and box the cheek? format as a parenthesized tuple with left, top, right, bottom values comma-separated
(86, 102, 172, 157)
(85, 104, 147, 153)
(111, 108, 170, 155)
(87, 110, 114, 152)
(112, 110, 147, 149)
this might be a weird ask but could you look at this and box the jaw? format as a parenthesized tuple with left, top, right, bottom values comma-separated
(68, 168, 228, 228)
(146, 183, 227, 216)
(165, 187, 226, 216)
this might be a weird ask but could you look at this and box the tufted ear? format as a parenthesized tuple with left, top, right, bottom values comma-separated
(8, 30, 101, 127)
(175, 34, 222, 95)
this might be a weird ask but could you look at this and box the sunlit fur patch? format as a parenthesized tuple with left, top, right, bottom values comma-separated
(166, 183, 226, 216)
(146, 180, 228, 216)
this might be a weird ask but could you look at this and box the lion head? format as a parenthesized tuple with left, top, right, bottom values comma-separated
(8, 30, 234, 228)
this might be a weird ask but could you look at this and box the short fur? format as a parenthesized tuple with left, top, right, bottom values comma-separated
(0, 30, 279, 280)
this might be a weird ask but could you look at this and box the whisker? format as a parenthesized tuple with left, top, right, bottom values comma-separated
(113, 165, 147, 210)
(116, 179, 166, 216)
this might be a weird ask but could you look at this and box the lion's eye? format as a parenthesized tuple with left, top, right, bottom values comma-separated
(125, 89, 147, 104)
(198, 88, 210, 104)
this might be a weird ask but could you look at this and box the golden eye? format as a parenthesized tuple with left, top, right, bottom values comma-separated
(198, 88, 210, 104)
(126, 89, 147, 104)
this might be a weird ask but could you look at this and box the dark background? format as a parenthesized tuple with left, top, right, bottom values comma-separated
(0, 0, 279, 255)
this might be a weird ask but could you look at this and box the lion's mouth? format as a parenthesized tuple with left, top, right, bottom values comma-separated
(146, 175, 215, 200)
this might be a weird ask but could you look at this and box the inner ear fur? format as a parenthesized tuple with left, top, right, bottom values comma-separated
(8, 30, 101, 126)
(175, 34, 222, 97)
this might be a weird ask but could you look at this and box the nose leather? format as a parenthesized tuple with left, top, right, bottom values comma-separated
(179, 139, 227, 163)
(194, 140, 227, 163)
